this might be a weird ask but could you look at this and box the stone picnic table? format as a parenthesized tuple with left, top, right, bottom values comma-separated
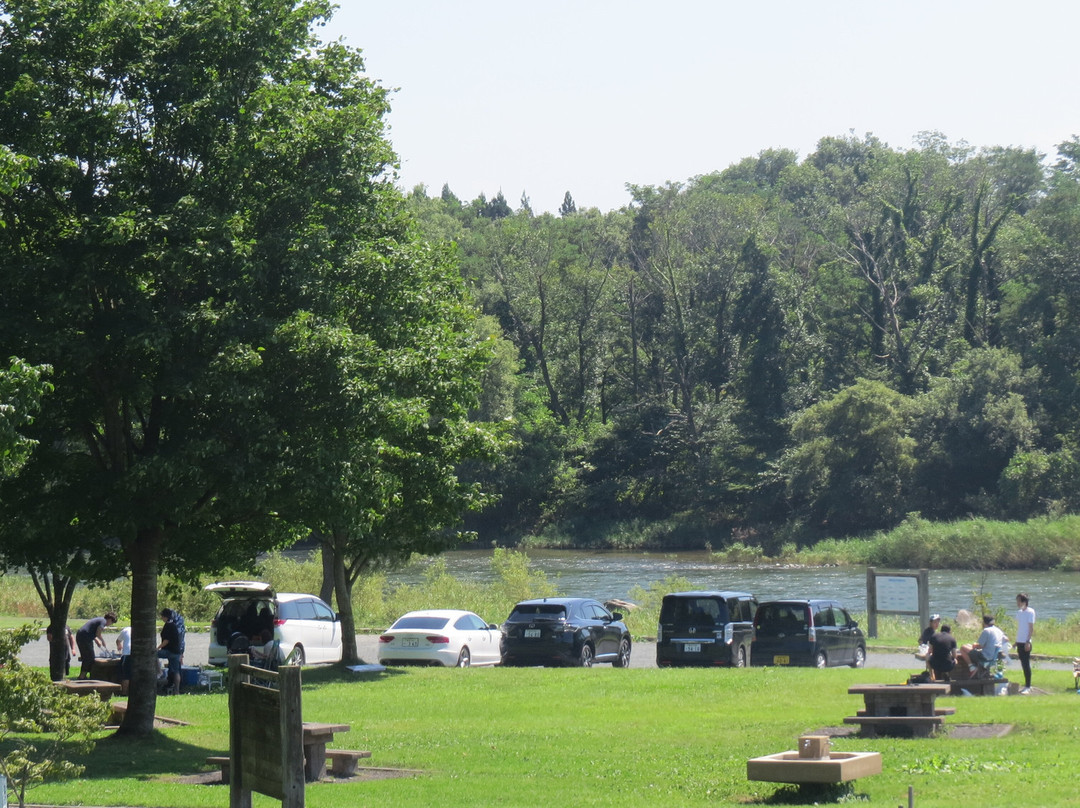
(54, 678, 123, 701)
(843, 683, 954, 737)
(302, 721, 351, 781)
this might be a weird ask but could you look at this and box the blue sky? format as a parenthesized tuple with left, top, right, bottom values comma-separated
(327, 1, 1080, 213)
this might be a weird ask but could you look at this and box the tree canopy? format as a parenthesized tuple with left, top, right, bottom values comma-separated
(420, 133, 1080, 548)
(0, 0, 501, 733)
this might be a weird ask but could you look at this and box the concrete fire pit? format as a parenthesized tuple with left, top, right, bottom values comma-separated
(747, 735, 882, 785)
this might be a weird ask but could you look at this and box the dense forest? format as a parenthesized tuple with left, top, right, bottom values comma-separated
(407, 133, 1080, 550)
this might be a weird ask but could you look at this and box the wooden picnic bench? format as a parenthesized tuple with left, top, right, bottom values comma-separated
(843, 683, 953, 738)
(206, 744, 371, 783)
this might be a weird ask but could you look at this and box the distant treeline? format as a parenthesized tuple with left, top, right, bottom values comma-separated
(409, 133, 1080, 550)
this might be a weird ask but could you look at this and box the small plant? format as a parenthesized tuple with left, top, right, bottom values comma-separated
(0, 624, 109, 807)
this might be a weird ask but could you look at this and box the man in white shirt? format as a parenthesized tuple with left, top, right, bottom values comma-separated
(1015, 593, 1035, 693)
(116, 625, 132, 694)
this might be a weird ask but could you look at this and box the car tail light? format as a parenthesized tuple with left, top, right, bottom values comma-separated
(724, 623, 734, 645)
(426, 635, 450, 644)
(808, 626, 816, 642)
(378, 635, 394, 643)
(274, 618, 286, 626)
(657, 625, 663, 643)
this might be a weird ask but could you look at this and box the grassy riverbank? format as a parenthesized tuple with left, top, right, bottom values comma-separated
(711, 514, 1080, 571)
(22, 663, 1080, 807)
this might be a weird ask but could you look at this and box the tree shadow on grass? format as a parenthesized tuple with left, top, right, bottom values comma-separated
(755, 782, 869, 804)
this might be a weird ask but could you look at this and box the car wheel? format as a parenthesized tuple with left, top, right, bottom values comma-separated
(814, 650, 827, 669)
(613, 638, 631, 668)
(456, 647, 471, 668)
(735, 645, 746, 668)
(577, 643, 595, 667)
(285, 645, 306, 666)
(851, 645, 866, 668)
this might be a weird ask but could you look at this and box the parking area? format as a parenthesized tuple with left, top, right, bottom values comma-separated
(21, 631, 939, 671)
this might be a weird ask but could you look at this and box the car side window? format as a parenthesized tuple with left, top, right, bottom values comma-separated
(590, 604, 611, 620)
(277, 602, 297, 620)
(838, 608, 853, 627)
(293, 600, 318, 620)
(311, 601, 334, 621)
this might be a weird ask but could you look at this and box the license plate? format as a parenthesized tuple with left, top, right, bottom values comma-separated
(402, 638, 419, 648)
(683, 643, 701, 653)
(524, 629, 541, 638)
(773, 654, 790, 665)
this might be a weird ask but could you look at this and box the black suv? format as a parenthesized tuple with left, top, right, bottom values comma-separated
(501, 598, 632, 667)
(656, 591, 757, 667)
(751, 599, 866, 668)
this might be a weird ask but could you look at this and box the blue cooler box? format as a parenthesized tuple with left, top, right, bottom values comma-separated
(180, 666, 201, 688)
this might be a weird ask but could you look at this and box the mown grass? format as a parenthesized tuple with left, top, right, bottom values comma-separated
(20, 663, 1080, 807)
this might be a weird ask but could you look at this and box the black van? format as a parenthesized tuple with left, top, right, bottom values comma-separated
(750, 599, 866, 668)
(656, 591, 757, 667)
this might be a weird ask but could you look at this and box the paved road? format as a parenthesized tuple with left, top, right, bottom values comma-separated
(20, 630, 1072, 672)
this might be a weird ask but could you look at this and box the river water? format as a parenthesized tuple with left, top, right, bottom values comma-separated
(385, 549, 1080, 620)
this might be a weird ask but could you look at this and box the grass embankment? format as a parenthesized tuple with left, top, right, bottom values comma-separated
(24, 664, 1080, 808)
(712, 514, 1080, 571)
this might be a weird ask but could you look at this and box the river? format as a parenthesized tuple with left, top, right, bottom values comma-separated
(383, 549, 1080, 620)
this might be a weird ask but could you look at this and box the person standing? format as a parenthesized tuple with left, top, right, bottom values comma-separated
(156, 609, 182, 695)
(74, 612, 117, 679)
(46, 623, 77, 679)
(116, 625, 133, 695)
(1016, 593, 1035, 693)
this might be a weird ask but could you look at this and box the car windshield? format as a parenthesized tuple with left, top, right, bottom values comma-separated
(507, 604, 567, 622)
(660, 597, 730, 626)
(391, 616, 450, 630)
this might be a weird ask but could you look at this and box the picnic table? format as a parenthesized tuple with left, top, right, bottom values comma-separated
(843, 683, 954, 738)
(55, 679, 123, 701)
(302, 721, 351, 781)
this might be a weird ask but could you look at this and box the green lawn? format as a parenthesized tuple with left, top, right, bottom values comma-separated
(23, 664, 1080, 807)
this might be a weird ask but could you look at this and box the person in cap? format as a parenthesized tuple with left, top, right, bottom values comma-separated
(919, 614, 941, 645)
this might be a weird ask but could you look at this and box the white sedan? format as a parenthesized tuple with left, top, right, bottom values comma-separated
(377, 610, 503, 668)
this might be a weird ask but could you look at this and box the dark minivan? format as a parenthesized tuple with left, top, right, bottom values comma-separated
(656, 591, 757, 667)
(751, 599, 866, 668)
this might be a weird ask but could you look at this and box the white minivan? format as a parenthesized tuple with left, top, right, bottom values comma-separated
(204, 581, 343, 666)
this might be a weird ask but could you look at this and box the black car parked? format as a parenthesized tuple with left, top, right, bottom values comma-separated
(656, 591, 757, 667)
(501, 598, 632, 667)
(750, 599, 866, 668)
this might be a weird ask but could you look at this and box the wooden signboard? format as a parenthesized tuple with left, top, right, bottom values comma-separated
(865, 567, 930, 639)
(228, 655, 304, 808)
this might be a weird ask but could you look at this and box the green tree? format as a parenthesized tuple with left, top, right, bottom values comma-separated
(776, 379, 919, 535)
(0, 358, 50, 480)
(0, 626, 108, 808)
(0, 0, 420, 734)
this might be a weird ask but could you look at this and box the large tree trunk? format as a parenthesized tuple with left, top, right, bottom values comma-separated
(330, 529, 358, 664)
(117, 527, 162, 736)
(30, 569, 78, 681)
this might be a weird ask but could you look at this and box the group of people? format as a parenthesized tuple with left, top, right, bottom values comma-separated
(919, 593, 1035, 694)
(54, 608, 185, 695)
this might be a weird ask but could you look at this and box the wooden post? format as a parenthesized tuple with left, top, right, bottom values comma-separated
(866, 567, 877, 639)
(278, 666, 304, 808)
(228, 654, 251, 808)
